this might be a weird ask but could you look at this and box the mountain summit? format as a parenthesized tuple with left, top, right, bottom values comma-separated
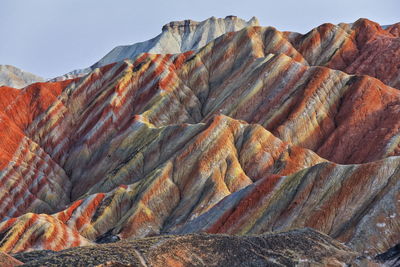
(55, 16, 259, 80)
(97, 15, 259, 67)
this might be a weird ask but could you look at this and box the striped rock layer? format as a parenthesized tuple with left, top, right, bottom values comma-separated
(0, 17, 399, 260)
(57, 17, 400, 91)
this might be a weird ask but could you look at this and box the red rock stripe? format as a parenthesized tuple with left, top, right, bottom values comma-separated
(2, 213, 39, 252)
(73, 194, 105, 231)
(55, 199, 84, 223)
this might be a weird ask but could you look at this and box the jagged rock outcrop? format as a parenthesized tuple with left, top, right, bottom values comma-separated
(0, 16, 399, 265)
(0, 65, 44, 89)
(13, 229, 378, 267)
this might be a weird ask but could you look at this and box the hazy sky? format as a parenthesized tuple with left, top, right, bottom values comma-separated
(1, 0, 399, 78)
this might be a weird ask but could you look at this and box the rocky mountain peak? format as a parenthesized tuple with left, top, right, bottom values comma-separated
(161, 16, 259, 33)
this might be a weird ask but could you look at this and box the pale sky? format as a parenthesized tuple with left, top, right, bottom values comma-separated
(1, 0, 399, 78)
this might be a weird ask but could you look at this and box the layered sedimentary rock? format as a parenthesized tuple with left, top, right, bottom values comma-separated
(0, 16, 399, 265)
(0, 65, 44, 88)
(0, 114, 326, 253)
(14, 229, 378, 267)
(285, 18, 400, 89)
(0, 213, 92, 253)
(0, 80, 76, 221)
(376, 243, 400, 266)
(56, 17, 400, 93)
(175, 156, 400, 255)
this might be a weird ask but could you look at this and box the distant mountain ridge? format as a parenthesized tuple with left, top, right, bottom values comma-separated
(96, 16, 259, 67)
(52, 15, 259, 80)
(0, 65, 44, 88)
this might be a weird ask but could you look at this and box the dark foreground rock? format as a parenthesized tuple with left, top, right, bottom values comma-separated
(14, 228, 380, 267)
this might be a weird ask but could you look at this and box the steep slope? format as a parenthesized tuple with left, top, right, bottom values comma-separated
(0, 65, 44, 89)
(285, 18, 400, 89)
(376, 243, 400, 266)
(0, 80, 76, 221)
(44, 34, 400, 167)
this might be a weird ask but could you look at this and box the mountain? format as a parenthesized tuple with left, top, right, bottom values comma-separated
(52, 16, 260, 81)
(94, 15, 260, 68)
(0, 16, 399, 266)
(54, 17, 400, 92)
(0, 65, 44, 89)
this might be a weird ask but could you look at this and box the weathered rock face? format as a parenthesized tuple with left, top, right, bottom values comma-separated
(13, 229, 376, 267)
(0, 16, 399, 265)
(0, 65, 44, 88)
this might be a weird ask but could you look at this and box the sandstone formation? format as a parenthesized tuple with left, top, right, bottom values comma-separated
(0, 65, 44, 89)
(0, 16, 399, 266)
